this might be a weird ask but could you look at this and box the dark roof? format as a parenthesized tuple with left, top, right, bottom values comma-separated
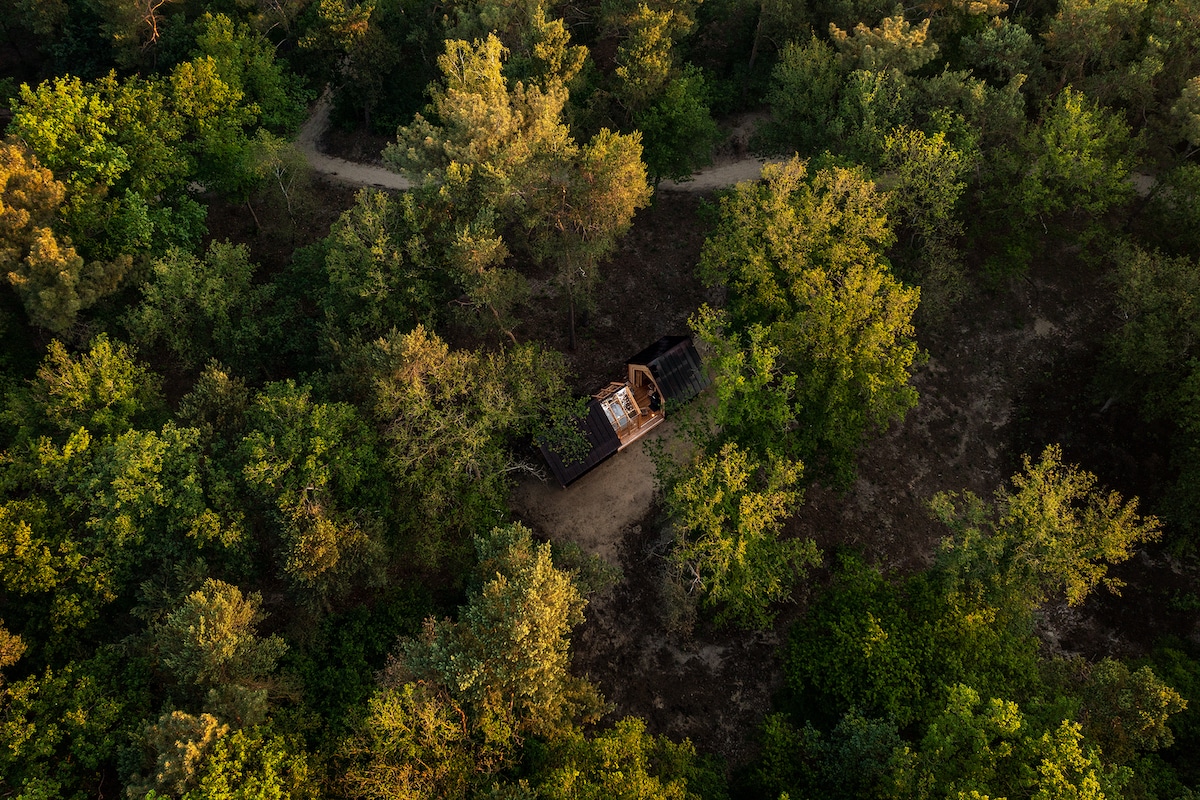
(539, 398, 621, 487)
(627, 336, 710, 404)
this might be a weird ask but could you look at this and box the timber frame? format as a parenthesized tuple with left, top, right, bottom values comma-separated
(540, 335, 710, 486)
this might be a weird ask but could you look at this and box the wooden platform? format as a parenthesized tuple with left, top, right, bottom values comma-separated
(594, 381, 665, 450)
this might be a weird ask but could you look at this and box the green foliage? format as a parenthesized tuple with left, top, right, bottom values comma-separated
(369, 327, 580, 563)
(783, 553, 1041, 727)
(125, 242, 274, 374)
(190, 14, 307, 135)
(658, 440, 817, 628)
(0, 139, 133, 333)
(527, 126, 652, 338)
(1077, 659, 1187, 764)
(129, 711, 231, 800)
(10, 71, 206, 262)
(288, 586, 433, 741)
(829, 9, 940, 74)
(23, 334, 162, 439)
(697, 158, 920, 486)
(401, 523, 602, 741)
(1032, 721, 1131, 800)
(316, 188, 445, 345)
(1107, 244, 1200, 416)
(960, 18, 1042, 86)
(1143, 163, 1200, 259)
(1146, 644, 1200, 784)
(1040, 0, 1200, 132)
(241, 380, 386, 605)
(882, 125, 972, 313)
(1104, 242, 1200, 541)
(753, 710, 905, 800)
(130, 714, 314, 800)
(932, 444, 1162, 609)
(385, 33, 574, 217)
(528, 717, 726, 800)
(1018, 88, 1138, 221)
(904, 684, 1025, 798)
(613, 2, 679, 112)
(151, 578, 287, 725)
(340, 525, 615, 795)
(1, 651, 148, 800)
(760, 36, 844, 154)
(835, 68, 914, 166)
(386, 31, 649, 341)
(632, 65, 721, 184)
(180, 726, 315, 800)
(341, 681, 477, 800)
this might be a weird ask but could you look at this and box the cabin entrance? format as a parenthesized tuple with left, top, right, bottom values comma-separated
(594, 379, 664, 449)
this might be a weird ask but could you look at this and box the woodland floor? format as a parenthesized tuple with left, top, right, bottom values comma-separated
(216, 113, 1200, 767)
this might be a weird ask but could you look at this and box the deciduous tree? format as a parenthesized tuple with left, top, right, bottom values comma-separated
(932, 445, 1161, 609)
(659, 440, 817, 627)
(697, 158, 920, 486)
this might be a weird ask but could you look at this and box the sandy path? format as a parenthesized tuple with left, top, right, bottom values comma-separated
(297, 90, 774, 195)
(296, 90, 413, 191)
(660, 156, 785, 192)
(510, 418, 691, 564)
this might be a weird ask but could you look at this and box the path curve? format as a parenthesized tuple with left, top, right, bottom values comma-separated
(296, 90, 414, 191)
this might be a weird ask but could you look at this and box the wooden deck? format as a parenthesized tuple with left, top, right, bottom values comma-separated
(594, 381, 664, 450)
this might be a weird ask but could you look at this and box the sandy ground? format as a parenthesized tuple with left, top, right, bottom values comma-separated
(511, 421, 672, 565)
(297, 91, 414, 191)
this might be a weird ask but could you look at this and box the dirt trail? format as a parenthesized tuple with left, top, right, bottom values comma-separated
(296, 90, 413, 191)
(297, 91, 775, 195)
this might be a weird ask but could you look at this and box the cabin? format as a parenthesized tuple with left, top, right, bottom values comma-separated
(540, 335, 710, 486)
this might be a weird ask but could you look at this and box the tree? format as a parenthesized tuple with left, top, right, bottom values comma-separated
(128, 711, 230, 799)
(1018, 88, 1138, 221)
(387, 34, 650, 346)
(369, 327, 581, 563)
(529, 717, 722, 800)
(124, 242, 273, 373)
(0, 140, 133, 333)
(829, 8, 940, 73)
(384, 33, 574, 218)
(529, 127, 652, 348)
(22, 334, 162, 439)
(10, 72, 206, 262)
(401, 523, 601, 740)
(658, 440, 817, 628)
(240, 380, 386, 606)
(761, 36, 844, 154)
(782, 552, 1042, 728)
(882, 126, 972, 313)
(179, 726, 314, 800)
(1078, 659, 1187, 764)
(932, 445, 1161, 609)
(0, 655, 135, 799)
(907, 684, 1025, 799)
(315, 188, 446, 345)
(697, 158, 920, 486)
(341, 682, 478, 800)
(1106, 243, 1200, 416)
(835, 68, 914, 165)
(634, 65, 721, 185)
(151, 578, 287, 725)
(1032, 721, 1130, 800)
